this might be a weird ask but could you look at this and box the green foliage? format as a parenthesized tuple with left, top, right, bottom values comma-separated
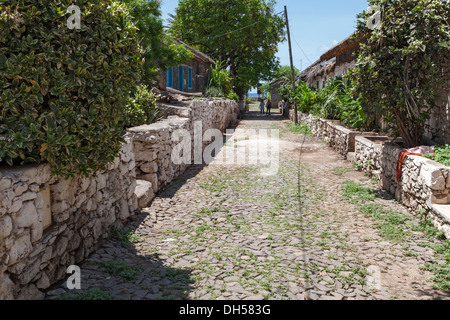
(208, 60, 233, 97)
(119, 0, 193, 87)
(58, 289, 114, 300)
(170, 0, 286, 98)
(423, 145, 450, 167)
(342, 180, 376, 203)
(286, 122, 311, 136)
(121, 85, 159, 128)
(226, 91, 240, 102)
(348, 0, 450, 148)
(272, 65, 300, 81)
(0, 0, 141, 177)
(205, 86, 224, 98)
(279, 79, 372, 130)
(95, 259, 142, 283)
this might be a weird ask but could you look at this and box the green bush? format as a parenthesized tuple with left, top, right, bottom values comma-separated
(205, 86, 224, 98)
(0, 0, 141, 177)
(424, 145, 450, 167)
(226, 91, 239, 102)
(121, 85, 159, 128)
(207, 60, 232, 96)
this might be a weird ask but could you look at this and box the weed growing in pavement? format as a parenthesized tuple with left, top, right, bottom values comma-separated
(286, 122, 312, 136)
(342, 180, 376, 203)
(341, 180, 450, 293)
(332, 166, 353, 176)
(57, 289, 114, 300)
(94, 260, 142, 283)
(108, 226, 144, 247)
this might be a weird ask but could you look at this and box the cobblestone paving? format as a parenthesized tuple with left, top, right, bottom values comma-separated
(45, 108, 450, 300)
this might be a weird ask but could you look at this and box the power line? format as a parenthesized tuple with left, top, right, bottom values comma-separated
(292, 34, 313, 66)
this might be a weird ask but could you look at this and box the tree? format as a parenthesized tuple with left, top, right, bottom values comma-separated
(348, 0, 450, 148)
(119, 0, 193, 87)
(273, 65, 300, 81)
(170, 0, 286, 99)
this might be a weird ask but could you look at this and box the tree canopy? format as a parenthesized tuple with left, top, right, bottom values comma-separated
(169, 0, 286, 98)
(119, 0, 193, 87)
(348, 0, 450, 148)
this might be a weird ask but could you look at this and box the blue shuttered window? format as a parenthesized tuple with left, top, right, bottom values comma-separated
(188, 67, 193, 89)
(166, 68, 173, 88)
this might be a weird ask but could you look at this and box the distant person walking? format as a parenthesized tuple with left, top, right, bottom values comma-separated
(266, 100, 272, 116)
(260, 99, 265, 114)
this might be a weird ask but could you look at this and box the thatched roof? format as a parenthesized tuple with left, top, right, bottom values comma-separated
(320, 33, 361, 61)
(299, 58, 335, 83)
(176, 39, 216, 65)
(297, 32, 359, 83)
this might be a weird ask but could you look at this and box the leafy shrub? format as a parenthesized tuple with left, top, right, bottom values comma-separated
(424, 145, 450, 167)
(0, 0, 141, 177)
(281, 79, 373, 131)
(121, 85, 159, 128)
(226, 91, 239, 101)
(119, 0, 193, 88)
(205, 86, 224, 98)
(207, 60, 232, 96)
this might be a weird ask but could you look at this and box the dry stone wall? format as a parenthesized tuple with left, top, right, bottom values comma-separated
(0, 138, 137, 300)
(355, 137, 450, 237)
(289, 109, 378, 156)
(0, 98, 237, 300)
(128, 99, 238, 201)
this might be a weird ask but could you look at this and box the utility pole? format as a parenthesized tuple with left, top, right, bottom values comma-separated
(285, 5, 298, 124)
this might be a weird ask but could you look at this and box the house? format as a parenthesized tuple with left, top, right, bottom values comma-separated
(298, 33, 361, 89)
(269, 78, 284, 110)
(159, 40, 215, 95)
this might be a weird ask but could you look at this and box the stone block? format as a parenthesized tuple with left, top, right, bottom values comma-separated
(421, 166, 446, 191)
(7, 233, 32, 266)
(135, 180, 155, 208)
(0, 273, 15, 300)
(13, 182, 28, 196)
(141, 161, 158, 174)
(15, 201, 38, 229)
(0, 215, 13, 238)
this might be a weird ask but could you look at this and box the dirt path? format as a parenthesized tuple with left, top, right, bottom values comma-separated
(45, 104, 450, 300)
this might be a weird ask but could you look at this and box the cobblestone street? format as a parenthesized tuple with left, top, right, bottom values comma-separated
(45, 106, 450, 301)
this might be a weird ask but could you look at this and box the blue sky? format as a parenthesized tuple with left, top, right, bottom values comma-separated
(160, 0, 369, 90)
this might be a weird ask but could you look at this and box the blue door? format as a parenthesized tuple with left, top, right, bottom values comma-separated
(166, 68, 173, 88)
(178, 66, 184, 91)
(188, 67, 193, 90)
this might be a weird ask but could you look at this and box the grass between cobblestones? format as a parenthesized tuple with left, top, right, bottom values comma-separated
(341, 180, 450, 292)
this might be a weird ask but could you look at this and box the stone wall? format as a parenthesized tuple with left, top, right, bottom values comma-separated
(128, 99, 238, 201)
(0, 138, 137, 300)
(355, 136, 450, 238)
(0, 98, 237, 300)
(289, 109, 378, 156)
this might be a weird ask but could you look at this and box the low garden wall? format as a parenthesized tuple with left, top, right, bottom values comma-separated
(355, 136, 450, 237)
(0, 139, 138, 300)
(128, 99, 238, 200)
(290, 108, 450, 238)
(0, 98, 238, 300)
(289, 109, 378, 156)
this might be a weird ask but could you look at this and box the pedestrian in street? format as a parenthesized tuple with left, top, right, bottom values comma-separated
(260, 99, 265, 114)
(266, 100, 272, 116)
(282, 100, 287, 116)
